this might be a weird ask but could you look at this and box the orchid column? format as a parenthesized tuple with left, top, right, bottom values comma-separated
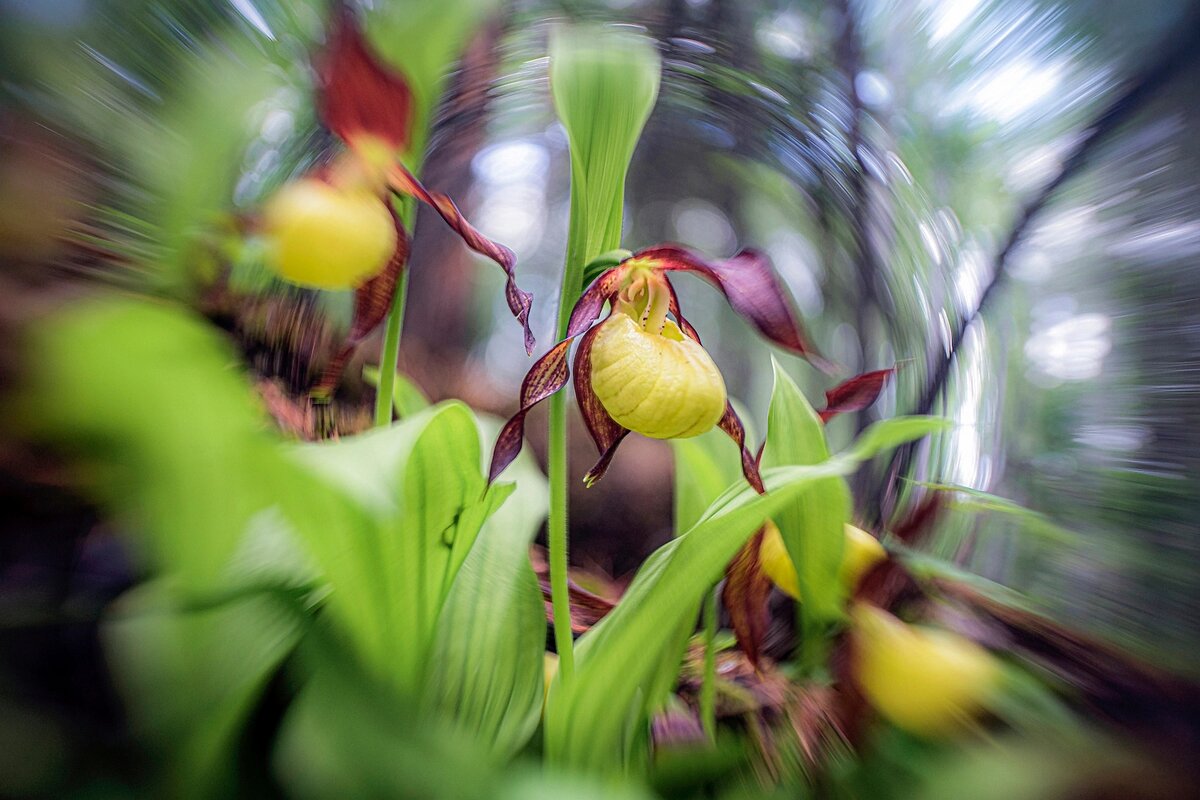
(544, 28, 660, 682)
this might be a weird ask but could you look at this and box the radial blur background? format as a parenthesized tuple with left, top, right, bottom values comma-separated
(1, 0, 1198, 796)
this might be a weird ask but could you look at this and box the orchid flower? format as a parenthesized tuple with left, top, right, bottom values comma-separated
(259, 7, 533, 393)
(488, 244, 833, 486)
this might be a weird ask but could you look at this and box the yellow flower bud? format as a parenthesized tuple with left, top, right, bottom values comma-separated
(589, 312, 727, 440)
(759, 521, 886, 600)
(852, 604, 1000, 738)
(262, 178, 396, 290)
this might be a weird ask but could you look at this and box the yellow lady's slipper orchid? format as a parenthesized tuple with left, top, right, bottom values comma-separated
(489, 245, 832, 487)
(759, 520, 886, 600)
(255, 5, 531, 397)
(852, 604, 1000, 738)
(589, 313, 727, 440)
(263, 177, 397, 290)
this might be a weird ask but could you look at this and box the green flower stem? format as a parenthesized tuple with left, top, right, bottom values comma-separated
(700, 585, 719, 741)
(374, 162, 422, 427)
(546, 212, 590, 685)
(547, 392, 574, 683)
(545, 22, 660, 692)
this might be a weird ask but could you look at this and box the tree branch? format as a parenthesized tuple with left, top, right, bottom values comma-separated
(874, 6, 1200, 523)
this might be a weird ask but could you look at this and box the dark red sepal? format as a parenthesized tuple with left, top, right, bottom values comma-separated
(638, 245, 836, 374)
(388, 162, 534, 354)
(722, 528, 773, 668)
(573, 321, 631, 486)
(818, 367, 896, 423)
(488, 339, 573, 482)
(317, 5, 414, 151)
(568, 266, 628, 337)
(313, 204, 410, 397)
(717, 402, 764, 493)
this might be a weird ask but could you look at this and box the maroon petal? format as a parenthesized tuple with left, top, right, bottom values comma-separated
(487, 339, 574, 482)
(718, 402, 764, 494)
(388, 163, 534, 354)
(639, 245, 835, 373)
(313, 206, 410, 396)
(317, 5, 413, 151)
(722, 528, 773, 668)
(818, 367, 896, 423)
(567, 266, 629, 338)
(665, 277, 702, 342)
(573, 321, 631, 487)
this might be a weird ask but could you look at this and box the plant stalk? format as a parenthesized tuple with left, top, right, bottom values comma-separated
(374, 165, 422, 427)
(700, 585, 718, 741)
(546, 186, 591, 684)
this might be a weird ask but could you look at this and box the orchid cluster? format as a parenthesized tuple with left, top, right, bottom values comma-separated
(251, 5, 1002, 743)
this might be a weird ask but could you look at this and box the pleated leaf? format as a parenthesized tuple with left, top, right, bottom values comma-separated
(762, 358, 851, 624)
(421, 416, 550, 758)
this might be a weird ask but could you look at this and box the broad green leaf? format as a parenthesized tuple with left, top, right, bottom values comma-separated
(544, 462, 851, 773)
(275, 631, 493, 800)
(551, 25, 660, 300)
(421, 414, 549, 759)
(16, 296, 282, 589)
(104, 582, 303, 799)
(762, 358, 850, 622)
(841, 415, 952, 464)
(286, 402, 506, 690)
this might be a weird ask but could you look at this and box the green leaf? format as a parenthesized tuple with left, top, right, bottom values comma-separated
(551, 25, 660, 300)
(543, 462, 851, 773)
(17, 296, 284, 589)
(762, 358, 850, 623)
(285, 402, 503, 691)
(274, 630, 493, 800)
(104, 582, 303, 799)
(840, 416, 952, 464)
(421, 414, 550, 759)
(671, 429, 743, 535)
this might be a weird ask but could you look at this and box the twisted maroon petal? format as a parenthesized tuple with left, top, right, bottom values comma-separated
(488, 339, 573, 482)
(388, 163, 534, 354)
(567, 266, 629, 338)
(717, 402, 764, 494)
(817, 367, 896, 423)
(638, 245, 835, 373)
(573, 321, 630, 487)
(317, 5, 413, 151)
(313, 205, 410, 396)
